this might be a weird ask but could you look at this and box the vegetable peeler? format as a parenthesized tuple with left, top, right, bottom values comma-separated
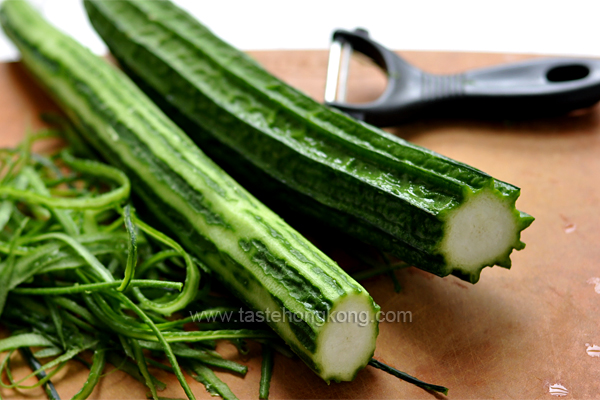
(324, 29, 600, 126)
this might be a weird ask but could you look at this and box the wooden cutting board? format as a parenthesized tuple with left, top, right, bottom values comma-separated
(1, 50, 599, 399)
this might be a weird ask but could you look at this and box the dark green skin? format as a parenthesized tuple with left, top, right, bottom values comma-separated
(84, 0, 532, 281)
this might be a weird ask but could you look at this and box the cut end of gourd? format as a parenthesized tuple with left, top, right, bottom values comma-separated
(315, 293, 378, 382)
(441, 189, 522, 283)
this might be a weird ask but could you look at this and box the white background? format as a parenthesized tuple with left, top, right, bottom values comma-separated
(1, 0, 600, 61)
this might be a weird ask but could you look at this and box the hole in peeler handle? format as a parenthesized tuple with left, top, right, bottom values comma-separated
(332, 51, 388, 105)
(546, 64, 590, 82)
(345, 53, 388, 104)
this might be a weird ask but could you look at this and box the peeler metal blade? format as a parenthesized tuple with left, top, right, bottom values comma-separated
(324, 35, 353, 104)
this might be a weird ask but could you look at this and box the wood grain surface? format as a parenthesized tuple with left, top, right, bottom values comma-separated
(1, 50, 599, 399)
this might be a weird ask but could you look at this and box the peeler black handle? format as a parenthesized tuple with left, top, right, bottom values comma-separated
(326, 29, 600, 126)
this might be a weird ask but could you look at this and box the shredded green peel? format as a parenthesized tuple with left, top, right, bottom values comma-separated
(187, 361, 239, 400)
(0, 132, 279, 399)
(19, 347, 61, 400)
(71, 347, 106, 400)
(259, 345, 274, 399)
(117, 204, 137, 292)
(368, 359, 449, 395)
